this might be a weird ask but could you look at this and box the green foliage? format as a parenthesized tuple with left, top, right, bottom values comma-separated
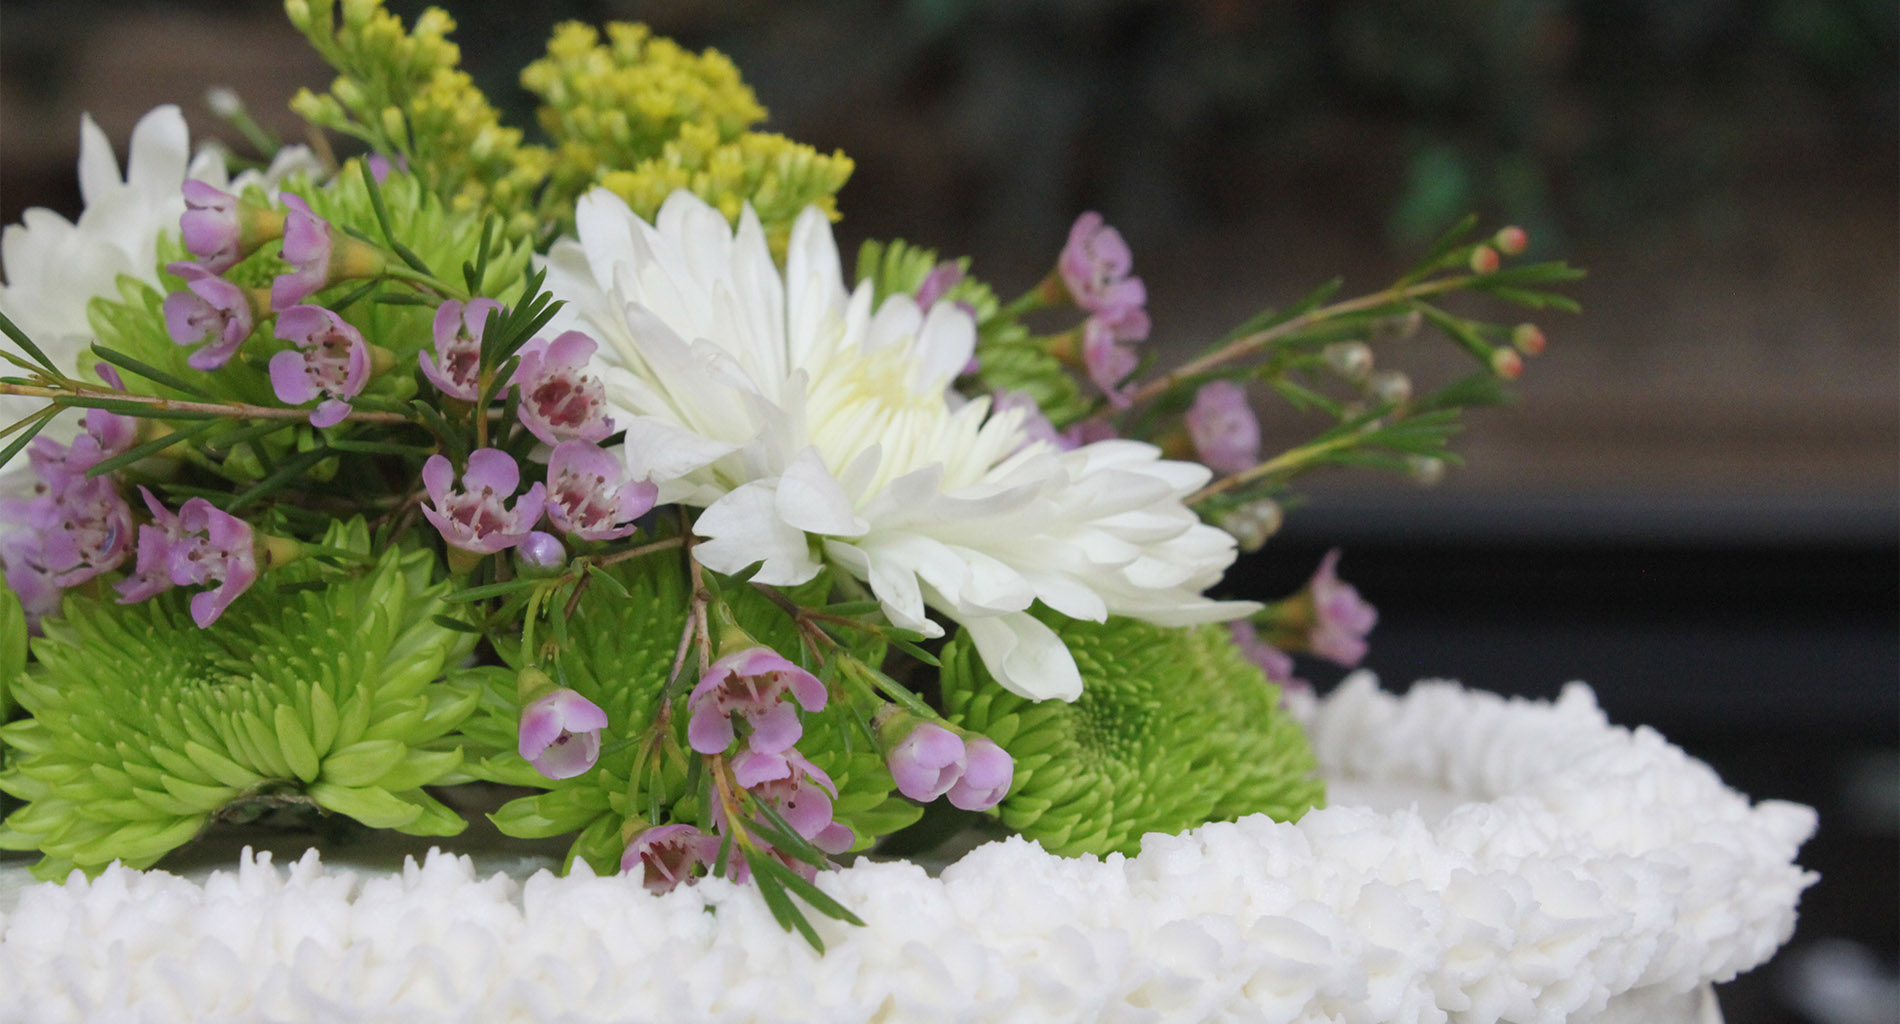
(0, 523, 478, 878)
(460, 557, 919, 874)
(941, 615, 1323, 857)
(0, 586, 23, 726)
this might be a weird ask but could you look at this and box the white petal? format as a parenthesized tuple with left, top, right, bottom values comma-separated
(124, 105, 190, 200)
(693, 482, 821, 586)
(618, 415, 739, 486)
(776, 447, 868, 537)
(76, 114, 121, 208)
(962, 613, 1082, 702)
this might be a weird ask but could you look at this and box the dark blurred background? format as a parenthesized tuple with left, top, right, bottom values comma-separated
(3, 2, 1895, 1021)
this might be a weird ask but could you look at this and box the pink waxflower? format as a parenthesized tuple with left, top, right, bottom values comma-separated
(1057, 212, 1146, 314)
(686, 647, 827, 756)
(1081, 305, 1149, 407)
(179, 181, 244, 273)
(420, 449, 547, 554)
(1303, 548, 1377, 667)
(420, 297, 500, 401)
(511, 331, 612, 445)
(271, 194, 332, 310)
(543, 440, 656, 542)
(946, 736, 1013, 811)
(518, 687, 609, 780)
(164, 262, 256, 371)
(731, 747, 848, 848)
(1185, 380, 1261, 476)
(514, 531, 568, 576)
(1229, 620, 1306, 693)
(886, 721, 966, 803)
(620, 824, 719, 894)
(0, 532, 63, 629)
(116, 487, 258, 627)
(270, 304, 370, 427)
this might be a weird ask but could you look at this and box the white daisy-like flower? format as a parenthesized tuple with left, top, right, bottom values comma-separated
(544, 189, 1255, 700)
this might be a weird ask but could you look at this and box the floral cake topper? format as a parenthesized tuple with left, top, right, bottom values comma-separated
(0, 0, 1576, 947)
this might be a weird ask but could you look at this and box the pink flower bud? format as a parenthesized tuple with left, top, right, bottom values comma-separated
(1511, 323, 1547, 356)
(886, 721, 967, 803)
(271, 194, 333, 310)
(514, 531, 567, 576)
(1493, 225, 1529, 256)
(1469, 245, 1500, 274)
(946, 736, 1013, 811)
(1490, 347, 1524, 379)
(180, 181, 244, 273)
(518, 687, 608, 780)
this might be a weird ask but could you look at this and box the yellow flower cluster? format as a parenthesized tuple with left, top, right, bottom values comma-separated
(285, 0, 549, 236)
(522, 22, 853, 255)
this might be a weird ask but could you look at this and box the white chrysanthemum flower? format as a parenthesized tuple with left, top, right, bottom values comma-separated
(544, 189, 1255, 700)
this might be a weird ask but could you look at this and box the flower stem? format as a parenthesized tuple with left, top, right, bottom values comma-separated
(0, 382, 413, 425)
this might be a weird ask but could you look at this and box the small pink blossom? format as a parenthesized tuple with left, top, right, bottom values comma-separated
(543, 440, 656, 542)
(1057, 212, 1146, 314)
(1303, 548, 1377, 667)
(163, 262, 254, 371)
(518, 687, 608, 780)
(886, 721, 966, 803)
(420, 449, 547, 554)
(946, 736, 1013, 811)
(420, 298, 500, 401)
(270, 305, 369, 427)
(731, 746, 839, 843)
(686, 647, 827, 756)
(511, 331, 612, 445)
(179, 181, 244, 273)
(1081, 305, 1149, 407)
(620, 824, 718, 894)
(271, 194, 332, 311)
(0, 533, 63, 629)
(1229, 620, 1306, 693)
(116, 487, 258, 627)
(1185, 380, 1261, 476)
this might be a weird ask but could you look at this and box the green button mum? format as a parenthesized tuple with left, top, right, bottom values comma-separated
(941, 615, 1326, 858)
(0, 524, 479, 880)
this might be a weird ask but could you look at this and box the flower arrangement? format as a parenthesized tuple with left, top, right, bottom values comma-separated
(0, 0, 1588, 949)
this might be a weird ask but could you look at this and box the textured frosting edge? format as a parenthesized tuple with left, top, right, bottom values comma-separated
(0, 675, 1817, 1024)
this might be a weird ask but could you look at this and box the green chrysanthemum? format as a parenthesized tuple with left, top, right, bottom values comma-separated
(941, 615, 1324, 857)
(0, 527, 479, 879)
(460, 557, 920, 875)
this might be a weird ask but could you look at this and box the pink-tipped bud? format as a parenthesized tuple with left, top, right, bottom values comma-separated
(1469, 245, 1500, 274)
(1511, 323, 1547, 356)
(946, 737, 1013, 811)
(1493, 226, 1529, 256)
(1490, 347, 1523, 379)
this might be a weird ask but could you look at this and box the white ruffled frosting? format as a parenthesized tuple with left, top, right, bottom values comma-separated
(0, 676, 1815, 1023)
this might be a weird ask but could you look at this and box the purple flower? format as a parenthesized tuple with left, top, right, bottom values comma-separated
(543, 440, 656, 542)
(1229, 620, 1305, 692)
(420, 298, 500, 402)
(271, 194, 332, 311)
(1057, 212, 1146, 315)
(915, 261, 965, 309)
(518, 687, 608, 780)
(686, 647, 827, 756)
(620, 824, 718, 894)
(946, 737, 1013, 811)
(886, 721, 966, 803)
(1303, 549, 1377, 667)
(116, 487, 258, 627)
(514, 531, 568, 576)
(1185, 380, 1261, 476)
(420, 449, 547, 554)
(1081, 305, 1149, 408)
(0, 532, 63, 629)
(163, 262, 255, 371)
(180, 181, 244, 273)
(731, 746, 839, 842)
(270, 305, 370, 427)
(511, 331, 612, 445)
(79, 364, 138, 459)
